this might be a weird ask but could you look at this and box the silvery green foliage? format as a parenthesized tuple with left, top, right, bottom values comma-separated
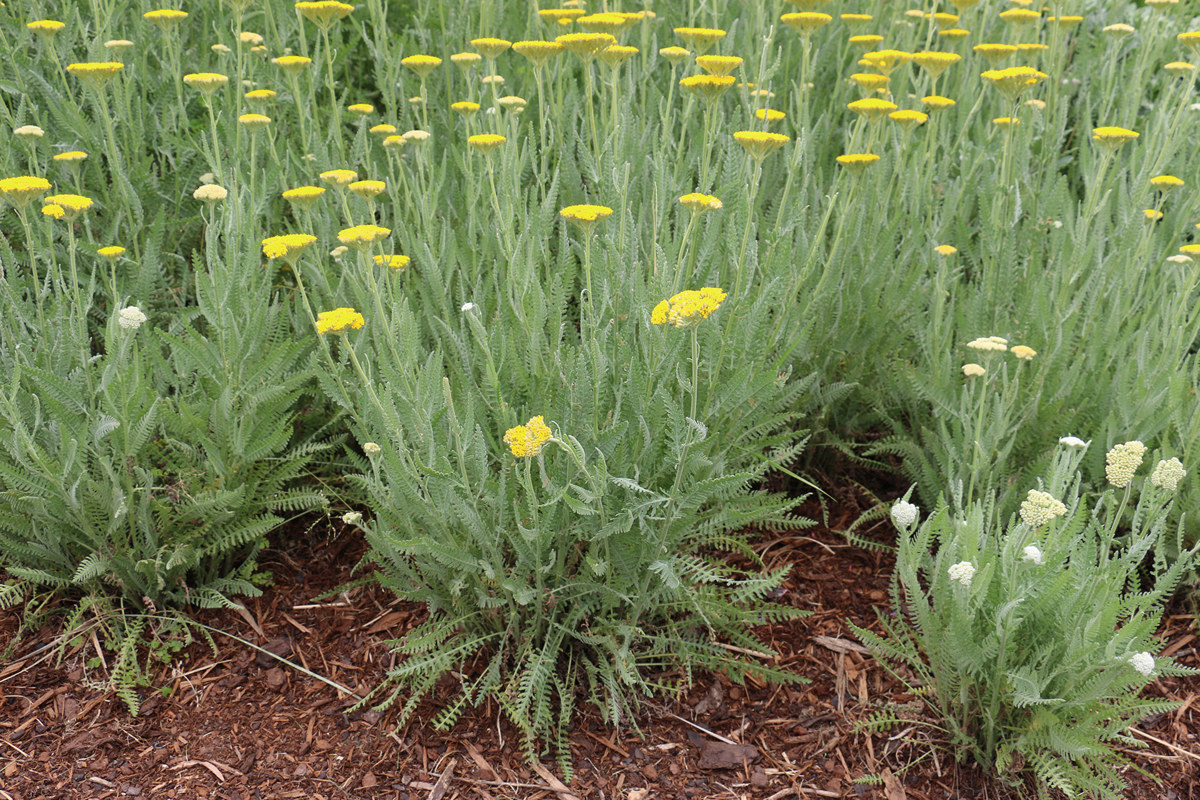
(0, 222, 327, 711)
(852, 445, 1199, 799)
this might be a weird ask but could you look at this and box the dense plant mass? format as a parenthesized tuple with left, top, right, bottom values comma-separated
(1, 0, 1199, 789)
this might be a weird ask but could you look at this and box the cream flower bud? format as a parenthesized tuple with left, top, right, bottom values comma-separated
(118, 306, 148, 330)
(948, 561, 975, 587)
(1127, 651, 1154, 677)
(891, 500, 919, 528)
(363, 442, 381, 455)
(1022, 545, 1044, 565)
(1150, 457, 1186, 491)
(1019, 490, 1067, 527)
(1105, 441, 1146, 488)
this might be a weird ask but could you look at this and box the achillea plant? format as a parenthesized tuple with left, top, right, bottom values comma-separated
(853, 445, 1200, 799)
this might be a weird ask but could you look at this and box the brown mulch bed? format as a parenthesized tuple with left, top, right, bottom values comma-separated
(1, 482, 1197, 800)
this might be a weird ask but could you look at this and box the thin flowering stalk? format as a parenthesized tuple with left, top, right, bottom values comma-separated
(319, 28, 347, 159)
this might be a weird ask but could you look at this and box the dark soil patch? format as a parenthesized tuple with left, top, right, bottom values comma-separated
(1, 483, 1197, 800)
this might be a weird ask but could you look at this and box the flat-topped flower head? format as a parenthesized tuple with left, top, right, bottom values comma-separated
(504, 416, 553, 458)
(282, 185, 325, 209)
(274, 55, 313, 75)
(450, 52, 482, 71)
(52, 149, 87, 166)
(538, 8, 586, 24)
(399, 54, 442, 81)
(1092, 126, 1139, 151)
(105, 39, 135, 54)
(847, 97, 898, 121)
(967, 335, 1008, 352)
(42, 204, 64, 220)
(402, 129, 430, 144)
(576, 13, 626, 35)
(98, 245, 126, 260)
(1164, 61, 1196, 76)
(938, 28, 971, 40)
(347, 103, 374, 116)
(27, 20, 66, 38)
(467, 133, 506, 154)
(1182, 244, 1200, 256)
(999, 8, 1040, 25)
(1020, 490, 1067, 527)
(780, 13, 832, 35)
(1105, 440, 1146, 487)
(238, 113, 272, 131)
(560, 204, 613, 231)
(935, 244, 958, 257)
(498, 95, 527, 113)
(891, 500, 918, 528)
(14, 125, 44, 139)
(695, 54, 743, 77)
(949, 0, 982, 8)
(320, 168, 358, 186)
(1049, 15, 1083, 28)
(922, 95, 956, 113)
(44, 193, 93, 219)
(849, 34, 885, 51)
(315, 307, 364, 335)
(1010, 345, 1036, 360)
(962, 363, 986, 377)
(973, 43, 1015, 62)
(144, 9, 189, 30)
(890, 110, 928, 131)
(240, 31, 264, 45)
(1179, 32, 1200, 54)
(673, 27, 726, 54)
(0, 175, 53, 208)
(192, 184, 227, 203)
(981, 66, 1047, 102)
(1144, 209, 1164, 222)
(245, 89, 277, 104)
(383, 135, 406, 149)
(337, 224, 390, 249)
(657, 46, 692, 67)
(929, 12, 960, 29)
(598, 45, 639, 69)
(66, 61, 125, 90)
(912, 51, 961, 78)
(850, 73, 891, 93)
(480, 74, 505, 87)
(679, 193, 723, 214)
(349, 180, 385, 198)
(452, 100, 481, 116)
(373, 254, 411, 271)
(294, 1, 354, 31)
(679, 74, 736, 103)
(184, 72, 229, 96)
(556, 32, 617, 62)
(836, 153, 881, 175)
(755, 108, 786, 125)
(262, 233, 318, 263)
(513, 41, 563, 67)
(471, 37, 512, 59)
(651, 287, 728, 328)
(993, 116, 1020, 131)
(733, 130, 790, 161)
(860, 50, 912, 76)
(370, 123, 398, 136)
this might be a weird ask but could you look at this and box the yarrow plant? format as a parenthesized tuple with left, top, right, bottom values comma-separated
(853, 443, 1200, 799)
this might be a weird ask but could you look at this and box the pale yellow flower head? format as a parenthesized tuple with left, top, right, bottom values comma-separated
(349, 180, 385, 199)
(512, 41, 564, 67)
(780, 13, 833, 35)
(1105, 441, 1146, 488)
(1010, 345, 1036, 360)
(192, 184, 228, 203)
(274, 55, 313, 74)
(556, 32, 617, 62)
(262, 233, 318, 263)
(184, 72, 230, 96)
(935, 244, 958, 257)
(320, 168, 358, 186)
(238, 113, 272, 130)
(658, 46, 692, 66)
(294, 1, 354, 31)
(962, 363, 986, 377)
(679, 74, 736, 103)
(695, 55, 743, 77)
(14, 125, 44, 139)
(144, 9, 189, 30)
(471, 37, 512, 60)
(847, 97, 899, 121)
(672, 27, 726, 54)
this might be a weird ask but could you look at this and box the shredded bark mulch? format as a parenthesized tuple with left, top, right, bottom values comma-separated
(2, 484, 1197, 800)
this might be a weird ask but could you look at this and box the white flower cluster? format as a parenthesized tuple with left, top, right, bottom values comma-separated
(1127, 651, 1155, 677)
(341, 511, 363, 525)
(1150, 457, 1186, 491)
(1105, 440, 1146, 488)
(948, 561, 976, 587)
(1022, 545, 1044, 565)
(363, 442, 381, 455)
(1058, 436, 1088, 448)
(1019, 490, 1067, 528)
(891, 500, 919, 529)
(117, 306, 147, 330)
(966, 336, 1008, 352)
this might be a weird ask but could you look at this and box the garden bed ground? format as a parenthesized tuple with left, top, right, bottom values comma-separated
(1, 477, 1197, 800)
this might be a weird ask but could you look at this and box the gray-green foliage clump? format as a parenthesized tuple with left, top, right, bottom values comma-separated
(853, 444, 1199, 799)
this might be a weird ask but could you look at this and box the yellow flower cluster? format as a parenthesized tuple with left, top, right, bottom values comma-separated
(471, 37, 512, 59)
(679, 193, 723, 214)
(733, 131, 790, 161)
(513, 40, 564, 67)
(981, 66, 1048, 102)
(468, 134, 507, 154)
(401, 54, 442, 77)
(0, 175, 53, 207)
(262, 233, 318, 262)
(294, 1, 354, 30)
(315, 307, 365, 335)
(1092, 126, 1139, 150)
(695, 55, 743, 77)
(781, 13, 832, 35)
(679, 74, 736, 102)
(560, 204, 614, 228)
(337, 225, 390, 248)
(651, 287, 728, 328)
(503, 416, 553, 458)
(66, 62, 125, 90)
(373, 254, 411, 270)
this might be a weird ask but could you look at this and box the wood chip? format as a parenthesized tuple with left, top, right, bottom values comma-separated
(530, 761, 580, 800)
(428, 756, 456, 800)
(881, 767, 908, 800)
(813, 636, 870, 655)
